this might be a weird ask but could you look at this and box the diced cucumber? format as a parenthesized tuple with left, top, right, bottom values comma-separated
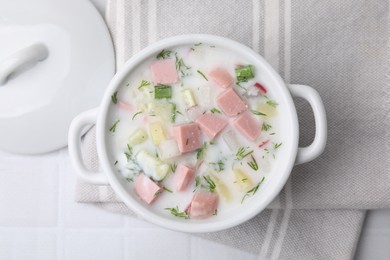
(154, 84, 172, 99)
(210, 174, 231, 202)
(147, 101, 175, 122)
(128, 128, 148, 146)
(149, 122, 166, 145)
(235, 65, 254, 82)
(136, 150, 170, 181)
(181, 89, 197, 108)
(158, 139, 181, 160)
(233, 168, 253, 191)
(222, 130, 240, 151)
(257, 102, 277, 117)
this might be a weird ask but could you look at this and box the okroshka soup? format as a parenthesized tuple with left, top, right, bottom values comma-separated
(106, 42, 289, 221)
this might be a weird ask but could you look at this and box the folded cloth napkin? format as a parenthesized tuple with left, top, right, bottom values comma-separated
(74, 0, 389, 259)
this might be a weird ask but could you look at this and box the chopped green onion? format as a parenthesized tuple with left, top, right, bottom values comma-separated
(194, 42, 202, 46)
(235, 65, 255, 82)
(126, 177, 134, 183)
(109, 119, 120, 133)
(154, 84, 172, 99)
(197, 70, 208, 81)
(111, 91, 118, 104)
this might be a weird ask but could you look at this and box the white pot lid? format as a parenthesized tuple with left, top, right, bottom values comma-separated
(0, 0, 114, 154)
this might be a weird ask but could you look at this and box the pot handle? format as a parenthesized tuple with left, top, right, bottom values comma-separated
(289, 84, 327, 165)
(0, 43, 49, 85)
(68, 108, 109, 184)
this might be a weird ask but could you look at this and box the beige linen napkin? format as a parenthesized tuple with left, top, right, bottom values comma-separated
(74, 0, 389, 259)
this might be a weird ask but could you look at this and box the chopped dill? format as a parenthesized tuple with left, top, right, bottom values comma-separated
(132, 111, 142, 120)
(241, 177, 265, 203)
(164, 206, 189, 219)
(236, 147, 254, 160)
(109, 119, 120, 133)
(247, 155, 259, 171)
(111, 91, 118, 104)
(156, 49, 172, 59)
(197, 70, 208, 81)
(138, 80, 151, 89)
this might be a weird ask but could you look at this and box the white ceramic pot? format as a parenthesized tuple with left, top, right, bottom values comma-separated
(68, 35, 327, 233)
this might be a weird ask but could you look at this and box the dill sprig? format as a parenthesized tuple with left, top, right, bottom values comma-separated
(209, 160, 225, 172)
(274, 142, 283, 149)
(138, 80, 151, 89)
(164, 206, 189, 219)
(210, 108, 221, 114)
(156, 49, 172, 59)
(251, 110, 267, 116)
(196, 142, 208, 160)
(169, 162, 177, 173)
(132, 111, 142, 120)
(175, 54, 191, 77)
(197, 70, 208, 81)
(125, 177, 133, 183)
(109, 119, 120, 133)
(202, 175, 216, 192)
(247, 155, 259, 171)
(163, 187, 173, 193)
(236, 147, 254, 160)
(266, 100, 278, 108)
(111, 91, 118, 104)
(241, 177, 265, 203)
(262, 122, 272, 131)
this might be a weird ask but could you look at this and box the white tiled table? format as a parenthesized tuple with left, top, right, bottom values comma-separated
(0, 1, 387, 259)
(0, 149, 257, 260)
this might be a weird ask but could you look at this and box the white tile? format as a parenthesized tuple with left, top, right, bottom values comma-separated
(0, 152, 59, 226)
(0, 230, 56, 260)
(191, 236, 257, 260)
(60, 151, 124, 228)
(355, 231, 390, 260)
(125, 216, 162, 229)
(126, 229, 190, 260)
(64, 230, 123, 260)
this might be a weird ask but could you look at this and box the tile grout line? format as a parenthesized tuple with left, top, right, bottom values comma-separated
(56, 149, 66, 260)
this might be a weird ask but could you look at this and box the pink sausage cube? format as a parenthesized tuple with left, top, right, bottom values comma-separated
(188, 191, 218, 219)
(208, 68, 233, 88)
(135, 174, 162, 204)
(233, 111, 261, 140)
(150, 59, 179, 84)
(172, 123, 202, 153)
(196, 114, 228, 139)
(216, 88, 247, 116)
(175, 164, 195, 191)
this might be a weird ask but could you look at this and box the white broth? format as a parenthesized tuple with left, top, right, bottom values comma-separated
(107, 43, 283, 220)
